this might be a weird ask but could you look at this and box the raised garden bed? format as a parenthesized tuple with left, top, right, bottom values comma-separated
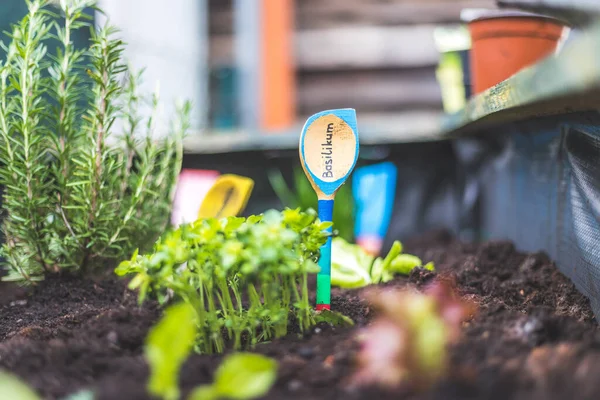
(1, 230, 597, 400)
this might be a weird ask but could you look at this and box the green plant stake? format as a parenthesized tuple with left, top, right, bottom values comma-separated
(299, 109, 359, 310)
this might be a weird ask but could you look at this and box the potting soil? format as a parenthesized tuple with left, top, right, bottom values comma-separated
(0, 230, 599, 400)
(472, 112, 600, 321)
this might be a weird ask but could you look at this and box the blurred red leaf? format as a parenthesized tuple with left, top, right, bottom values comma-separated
(352, 278, 478, 390)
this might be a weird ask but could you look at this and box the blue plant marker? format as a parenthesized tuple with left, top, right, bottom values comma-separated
(299, 108, 359, 310)
(352, 162, 397, 256)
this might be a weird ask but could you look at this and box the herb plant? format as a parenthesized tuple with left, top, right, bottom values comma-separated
(0, 0, 189, 282)
(352, 279, 477, 390)
(116, 208, 331, 353)
(331, 237, 434, 288)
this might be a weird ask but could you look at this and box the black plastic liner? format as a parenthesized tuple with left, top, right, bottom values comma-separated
(473, 111, 600, 318)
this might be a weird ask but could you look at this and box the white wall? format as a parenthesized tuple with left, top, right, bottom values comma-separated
(96, 0, 208, 136)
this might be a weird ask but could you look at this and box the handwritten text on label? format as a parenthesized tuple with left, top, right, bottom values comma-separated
(304, 114, 356, 183)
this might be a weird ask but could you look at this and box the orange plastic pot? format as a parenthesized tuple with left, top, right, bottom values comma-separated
(467, 12, 565, 94)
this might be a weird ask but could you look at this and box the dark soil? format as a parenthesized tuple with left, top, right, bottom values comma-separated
(1, 231, 599, 400)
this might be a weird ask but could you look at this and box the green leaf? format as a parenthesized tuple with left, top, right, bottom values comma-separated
(331, 267, 370, 288)
(117, 209, 330, 353)
(114, 261, 132, 276)
(0, 371, 40, 400)
(146, 302, 198, 400)
(414, 314, 447, 379)
(314, 309, 354, 327)
(387, 254, 423, 275)
(375, 241, 404, 283)
(211, 353, 277, 400)
(330, 237, 372, 289)
(187, 385, 218, 400)
(423, 262, 435, 272)
(370, 258, 384, 284)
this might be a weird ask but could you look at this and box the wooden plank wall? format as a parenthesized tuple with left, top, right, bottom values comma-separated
(208, 0, 496, 121)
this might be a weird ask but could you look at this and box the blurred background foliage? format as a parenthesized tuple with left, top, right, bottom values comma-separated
(268, 165, 354, 242)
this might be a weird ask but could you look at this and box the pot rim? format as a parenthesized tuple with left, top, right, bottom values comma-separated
(460, 8, 566, 25)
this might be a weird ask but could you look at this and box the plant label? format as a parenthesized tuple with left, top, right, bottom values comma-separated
(299, 109, 359, 199)
(299, 108, 359, 311)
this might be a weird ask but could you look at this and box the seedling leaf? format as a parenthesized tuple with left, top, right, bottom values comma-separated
(423, 262, 435, 272)
(187, 386, 218, 400)
(353, 280, 477, 390)
(387, 254, 423, 275)
(331, 237, 372, 288)
(146, 302, 198, 400)
(0, 371, 40, 400)
(370, 258, 384, 284)
(213, 353, 277, 399)
(331, 238, 432, 287)
(377, 241, 403, 283)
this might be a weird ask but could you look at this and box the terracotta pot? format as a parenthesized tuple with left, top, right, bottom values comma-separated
(463, 10, 565, 94)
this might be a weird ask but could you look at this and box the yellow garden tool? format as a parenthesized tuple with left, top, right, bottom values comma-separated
(197, 174, 255, 219)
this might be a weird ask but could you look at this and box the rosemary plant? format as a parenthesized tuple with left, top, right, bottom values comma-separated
(0, 0, 189, 282)
(116, 208, 331, 353)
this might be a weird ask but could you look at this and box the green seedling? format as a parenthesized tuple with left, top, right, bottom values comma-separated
(116, 208, 333, 353)
(331, 237, 435, 289)
(351, 279, 477, 390)
(146, 302, 198, 400)
(314, 309, 354, 327)
(188, 353, 277, 400)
